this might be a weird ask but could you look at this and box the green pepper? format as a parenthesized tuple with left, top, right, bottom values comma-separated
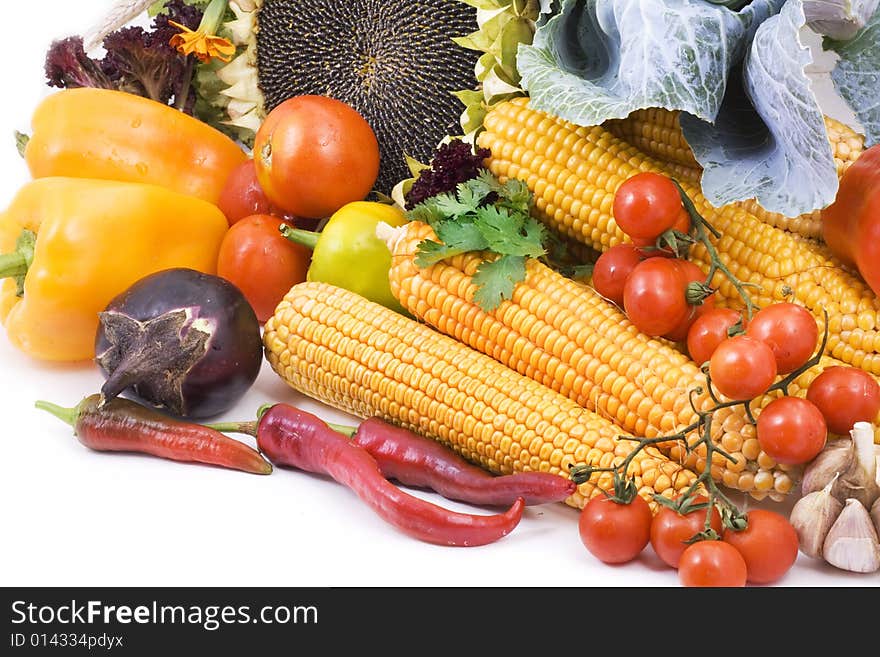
(281, 201, 408, 313)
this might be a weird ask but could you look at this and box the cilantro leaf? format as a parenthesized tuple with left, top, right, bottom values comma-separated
(456, 178, 495, 210)
(474, 205, 546, 258)
(414, 240, 470, 268)
(432, 191, 478, 218)
(407, 202, 447, 226)
(472, 255, 526, 311)
(435, 221, 489, 252)
(499, 178, 533, 212)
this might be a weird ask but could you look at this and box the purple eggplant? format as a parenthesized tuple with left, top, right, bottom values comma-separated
(95, 268, 263, 419)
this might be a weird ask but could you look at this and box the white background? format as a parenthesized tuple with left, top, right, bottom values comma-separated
(1, 0, 876, 588)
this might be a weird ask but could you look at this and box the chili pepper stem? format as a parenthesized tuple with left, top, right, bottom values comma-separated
(280, 224, 320, 250)
(34, 399, 84, 428)
(206, 417, 358, 438)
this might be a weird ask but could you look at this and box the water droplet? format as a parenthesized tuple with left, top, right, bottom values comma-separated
(135, 162, 148, 176)
(131, 117, 142, 129)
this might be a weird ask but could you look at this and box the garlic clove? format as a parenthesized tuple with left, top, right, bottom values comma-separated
(823, 498, 880, 573)
(790, 475, 843, 558)
(872, 497, 880, 538)
(801, 438, 851, 495)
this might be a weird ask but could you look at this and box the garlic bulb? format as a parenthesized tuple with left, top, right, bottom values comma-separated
(840, 423, 880, 508)
(801, 438, 850, 495)
(802, 423, 880, 509)
(823, 499, 880, 573)
(790, 475, 843, 559)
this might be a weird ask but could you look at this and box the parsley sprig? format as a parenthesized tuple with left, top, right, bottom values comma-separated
(408, 170, 546, 311)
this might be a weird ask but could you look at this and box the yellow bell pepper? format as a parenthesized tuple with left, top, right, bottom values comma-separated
(24, 88, 247, 206)
(0, 177, 228, 362)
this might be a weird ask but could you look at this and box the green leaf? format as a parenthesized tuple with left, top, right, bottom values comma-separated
(407, 202, 448, 226)
(474, 205, 545, 257)
(414, 240, 471, 268)
(432, 191, 479, 219)
(517, 0, 783, 126)
(472, 255, 526, 311)
(435, 221, 490, 252)
(680, 0, 839, 215)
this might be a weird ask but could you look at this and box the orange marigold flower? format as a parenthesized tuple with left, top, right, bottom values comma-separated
(168, 20, 236, 63)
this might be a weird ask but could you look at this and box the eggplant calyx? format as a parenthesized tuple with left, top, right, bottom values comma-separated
(96, 308, 213, 416)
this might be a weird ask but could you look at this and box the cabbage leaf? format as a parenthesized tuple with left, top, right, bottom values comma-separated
(680, 0, 838, 215)
(826, 8, 880, 147)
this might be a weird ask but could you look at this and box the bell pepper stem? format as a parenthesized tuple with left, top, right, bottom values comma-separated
(279, 224, 320, 250)
(0, 229, 37, 295)
(34, 399, 81, 428)
(0, 252, 27, 279)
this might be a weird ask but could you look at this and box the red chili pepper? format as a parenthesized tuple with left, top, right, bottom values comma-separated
(349, 417, 576, 506)
(256, 403, 524, 547)
(35, 394, 272, 475)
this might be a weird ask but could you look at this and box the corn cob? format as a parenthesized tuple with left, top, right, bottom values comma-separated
(385, 220, 811, 501)
(604, 108, 865, 241)
(263, 281, 699, 511)
(478, 97, 880, 377)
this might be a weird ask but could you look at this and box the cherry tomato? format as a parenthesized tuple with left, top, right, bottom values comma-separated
(216, 214, 311, 323)
(623, 257, 689, 337)
(756, 396, 827, 464)
(631, 207, 691, 257)
(591, 244, 643, 307)
(613, 172, 683, 240)
(650, 496, 723, 569)
(686, 308, 744, 365)
(578, 494, 653, 564)
(806, 366, 880, 435)
(678, 540, 747, 587)
(254, 95, 380, 219)
(746, 302, 818, 374)
(217, 159, 287, 225)
(662, 259, 715, 342)
(722, 509, 799, 584)
(709, 335, 777, 400)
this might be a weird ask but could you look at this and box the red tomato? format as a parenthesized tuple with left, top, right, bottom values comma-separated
(806, 366, 880, 434)
(746, 302, 818, 374)
(686, 308, 745, 366)
(650, 496, 723, 569)
(631, 207, 692, 256)
(613, 172, 683, 240)
(709, 335, 777, 400)
(662, 259, 715, 342)
(756, 396, 827, 464)
(217, 159, 288, 225)
(678, 541, 747, 587)
(722, 509, 799, 584)
(216, 214, 311, 323)
(623, 257, 690, 337)
(578, 494, 653, 564)
(254, 95, 380, 219)
(591, 244, 643, 307)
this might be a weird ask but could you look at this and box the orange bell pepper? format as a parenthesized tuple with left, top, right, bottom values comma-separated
(0, 177, 228, 362)
(821, 145, 880, 295)
(24, 88, 247, 206)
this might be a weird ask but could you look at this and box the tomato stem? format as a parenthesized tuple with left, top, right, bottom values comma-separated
(672, 179, 759, 321)
(569, 312, 831, 533)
